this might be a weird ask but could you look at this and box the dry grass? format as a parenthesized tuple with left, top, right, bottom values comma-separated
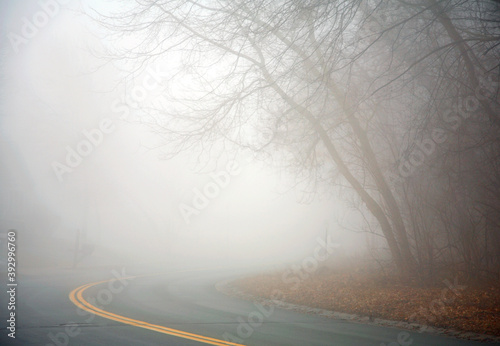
(233, 268, 500, 337)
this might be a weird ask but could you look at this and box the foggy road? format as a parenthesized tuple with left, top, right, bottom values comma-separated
(0, 266, 493, 346)
(2, 1, 500, 345)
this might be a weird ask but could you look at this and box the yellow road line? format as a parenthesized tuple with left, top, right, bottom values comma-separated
(69, 275, 245, 346)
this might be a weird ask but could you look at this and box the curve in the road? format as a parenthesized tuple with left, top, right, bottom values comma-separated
(69, 276, 245, 346)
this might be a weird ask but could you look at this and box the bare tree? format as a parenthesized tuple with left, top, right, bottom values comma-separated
(96, 0, 500, 279)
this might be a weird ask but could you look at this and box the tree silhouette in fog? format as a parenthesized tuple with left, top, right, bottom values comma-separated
(95, 0, 500, 282)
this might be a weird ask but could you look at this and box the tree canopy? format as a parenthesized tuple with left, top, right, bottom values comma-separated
(97, 0, 500, 281)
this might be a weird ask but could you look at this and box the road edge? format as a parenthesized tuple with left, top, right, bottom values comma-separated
(215, 278, 500, 344)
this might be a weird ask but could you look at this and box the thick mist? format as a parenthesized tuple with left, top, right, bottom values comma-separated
(0, 1, 364, 273)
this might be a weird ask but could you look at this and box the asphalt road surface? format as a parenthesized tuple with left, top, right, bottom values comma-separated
(0, 265, 496, 345)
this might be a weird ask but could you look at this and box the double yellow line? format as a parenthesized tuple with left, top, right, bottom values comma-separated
(69, 275, 245, 346)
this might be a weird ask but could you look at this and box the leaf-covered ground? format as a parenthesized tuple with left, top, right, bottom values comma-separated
(233, 269, 500, 337)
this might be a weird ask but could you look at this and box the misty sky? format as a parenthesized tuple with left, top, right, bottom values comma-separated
(0, 0, 366, 269)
